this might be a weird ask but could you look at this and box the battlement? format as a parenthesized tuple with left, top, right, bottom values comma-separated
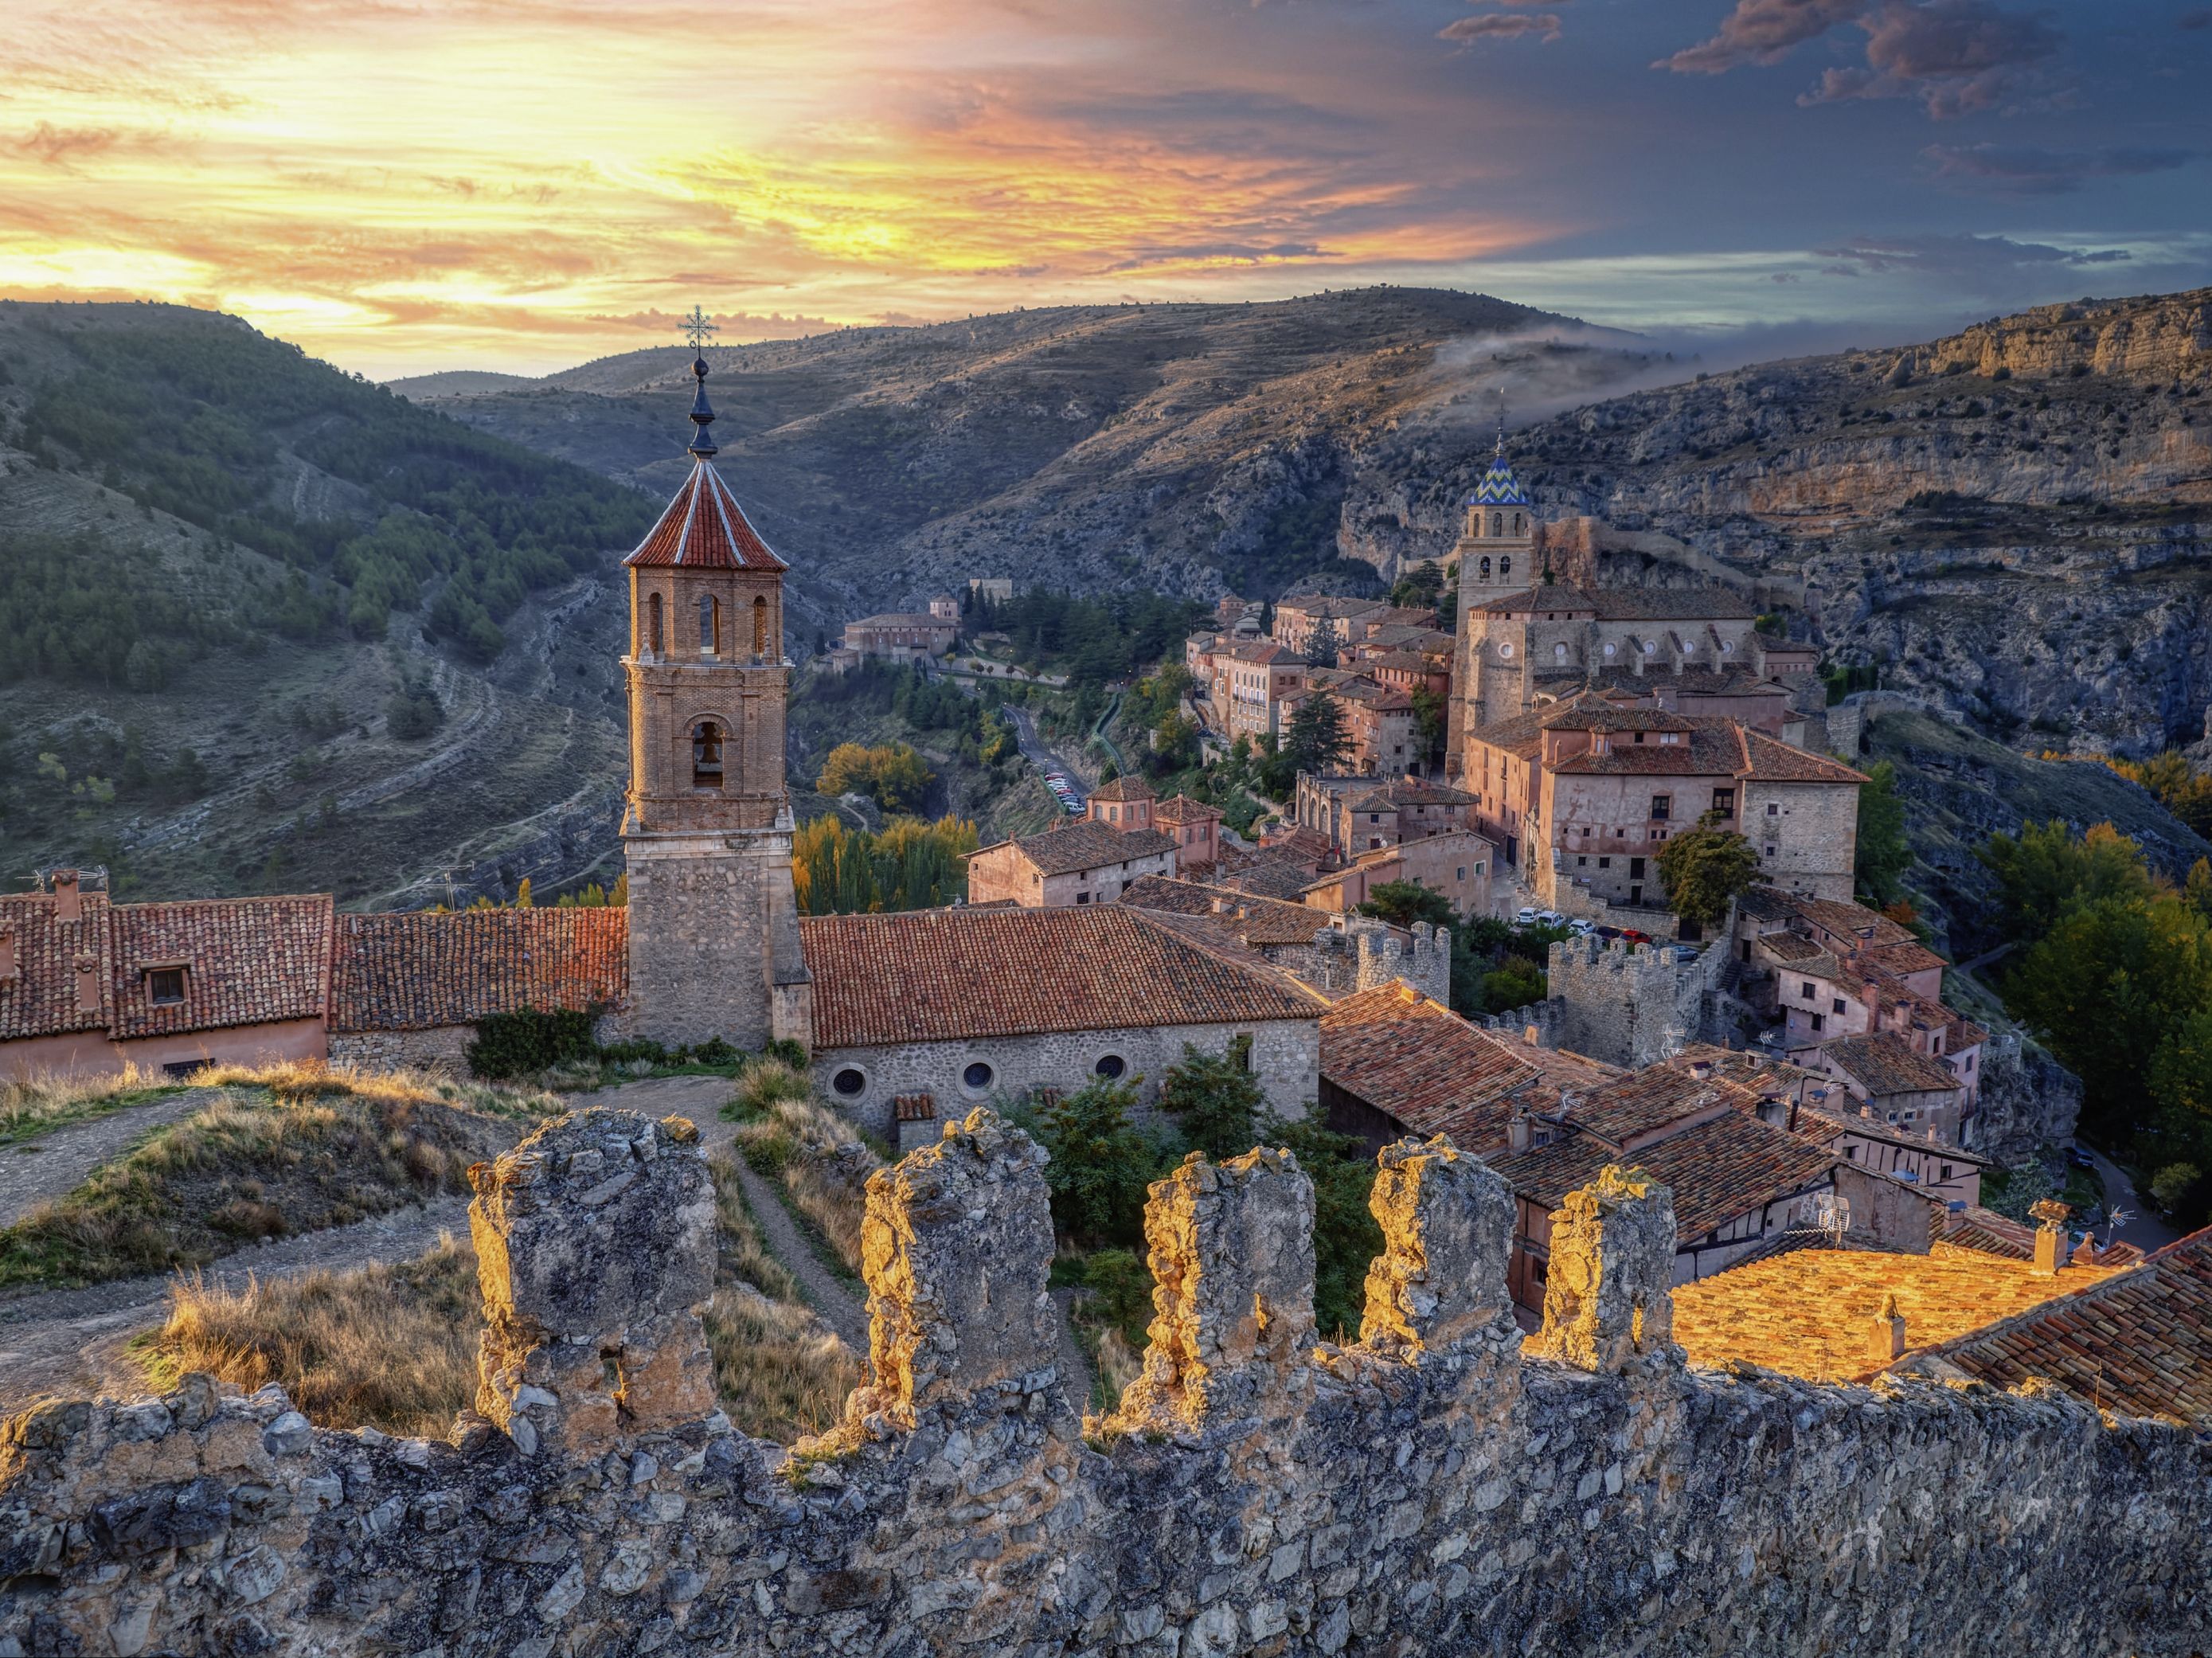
(1543, 930, 1728, 1068)
(2, 1105, 2205, 1657)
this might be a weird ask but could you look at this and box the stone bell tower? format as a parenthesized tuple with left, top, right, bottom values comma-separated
(1446, 424, 1541, 772)
(619, 347, 811, 1050)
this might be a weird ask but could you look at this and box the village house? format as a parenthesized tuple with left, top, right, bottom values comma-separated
(799, 904, 1323, 1140)
(1201, 638, 1309, 744)
(841, 611, 959, 662)
(1298, 829, 1495, 921)
(1289, 672, 1421, 777)
(1292, 772, 1476, 858)
(963, 819, 1178, 908)
(1346, 643, 1453, 703)
(1458, 694, 1866, 912)
(1272, 593, 1388, 658)
(1153, 793, 1223, 872)
(1085, 775, 1156, 831)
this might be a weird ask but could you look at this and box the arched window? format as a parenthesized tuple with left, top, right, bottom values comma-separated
(699, 593, 720, 655)
(647, 592, 663, 655)
(1490, 512, 1503, 536)
(1479, 556, 1491, 580)
(753, 595, 769, 658)
(1499, 555, 1511, 580)
(1514, 513, 1524, 534)
(692, 721, 724, 788)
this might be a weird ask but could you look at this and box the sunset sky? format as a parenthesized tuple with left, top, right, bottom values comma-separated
(3, 0, 2206, 377)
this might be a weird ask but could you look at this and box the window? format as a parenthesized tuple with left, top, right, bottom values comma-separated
(962, 1061, 995, 1093)
(1767, 802, 1779, 816)
(1456, 867, 1467, 881)
(1629, 857, 1646, 879)
(1810, 1012, 1825, 1033)
(1577, 855, 1587, 867)
(1711, 788, 1736, 816)
(1473, 862, 1483, 876)
(1765, 845, 1777, 859)
(1499, 556, 1510, 579)
(1597, 856, 1610, 870)
(147, 967, 187, 1006)
(1094, 1054, 1127, 1080)
(699, 593, 720, 654)
(691, 721, 724, 788)
(1832, 998, 1846, 1014)
(754, 595, 769, 657)
(1650, 795, 1671, 821)
(1490, 513, 1503, 536)
(1628, 885, 1642, 904)
(647, 591, 664, 655)
(1802, 981, 1817, 999)
(831, 1067, 866, 1097)
(162, 1059, 212, 1081)
(1076, 891, 1092, 904)
(1479, 556, 1491, 579)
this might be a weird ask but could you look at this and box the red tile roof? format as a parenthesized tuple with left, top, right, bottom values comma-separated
(1154, 795, 1222, 827)
(1090, 776, 1157, 804)
(109, 897, 334, 1039)
(1118, 877, 1327, 948)
(329, 907, 629, 1032)
(625, 461, 787, 571)
(799, 905, 1321, 1050)
(1568, 1067, 1756, 1148)
(985, 820, 1179, 878)
(1496, 1111, 1837, 1242)
(1319, 983, 1538, 1152)
(0, 891, 114, 1040)
(1819, 1032, 1963, 1099)
(1912, 1225, 2212, 1422)
(1737, 727, 1868, 784)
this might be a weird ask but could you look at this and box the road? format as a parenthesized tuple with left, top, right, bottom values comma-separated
(1000, 703, 1086, 813)
(2087, 1144, 2180, 1253)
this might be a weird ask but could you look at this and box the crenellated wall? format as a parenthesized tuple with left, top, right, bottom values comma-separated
(2, 1106, 2206, 1658)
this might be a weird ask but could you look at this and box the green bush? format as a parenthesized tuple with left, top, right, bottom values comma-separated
(2151, 1162, 2202, 1215)
(1081, 1248, 1155, 1347)
(467, 1008, 597, 1079)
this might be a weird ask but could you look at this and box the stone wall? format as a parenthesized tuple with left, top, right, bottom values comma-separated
(4, 1105, 2206, 1658)
(813, 1016, 1320, 1140)
(1543, 933, 1730, 1069)
(1969, 1030, 2084, 1165)
(326, 1025, 473, 1074)
(622, 826, 808, 1051)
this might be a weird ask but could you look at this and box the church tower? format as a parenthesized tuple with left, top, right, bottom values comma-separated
(620, 348, 811, 1049)
(1445, 432, 1540, 773)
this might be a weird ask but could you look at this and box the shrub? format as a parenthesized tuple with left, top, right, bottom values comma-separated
(1157, 1041, 1265, 1163)
(1081, 1248, 1155, 1348)
(1014, 1081, 1170, 1249)
(467, 1007, 598, 1079)
(2150, 1162, 2202, 1215)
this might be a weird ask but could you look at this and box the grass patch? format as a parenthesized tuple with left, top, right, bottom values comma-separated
(730, 1071, 881, 1281)
(0, 1066, 561, 1292)
(0, 1066, 185, 1148)
(127, 1154, 860, 1445)
(134, 1234, 479, 1437)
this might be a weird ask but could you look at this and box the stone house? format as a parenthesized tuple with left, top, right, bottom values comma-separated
(963, 819, 1179, 907)
(1297, 827, 1495, 921)
(799, 903, 1323, 1138)
(1460, 694, 1865, 908)
(1205, 639, 1308, 744)
(1491, 1065, 1840, 1305)
(326, 906, 631, 1071)
(1271, 592, 1386, 658)
(1318, 981, 1544, 1154)
(1153, 794, 1222, 871)
(1350, 645, 1452, 703)
(1293, 772, 1475, 858)
(1807, 1032, 1972, 1142)
(1289, 674, 1420, 777)
(840, 612, 958, 661)
(0, 874, 334, 1081)
(1085, 775, 1155, 831)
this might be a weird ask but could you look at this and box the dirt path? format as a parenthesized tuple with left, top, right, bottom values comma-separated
(729, 1159, 870, 1352)
(0, 1089, 217, 1230)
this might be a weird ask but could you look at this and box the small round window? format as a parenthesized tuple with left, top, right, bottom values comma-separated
(1721, 639, 1734, 654)
(831, 1067, 866, 1097)
(1553, 643, 1568, 661)
(1603, 642, 1617, 658)
(1641, 639, 1655, 655)
(962, 1060, 995, 1092)
(1094, 1054, 1127, 1080)
(1499, 643, 1514, 659)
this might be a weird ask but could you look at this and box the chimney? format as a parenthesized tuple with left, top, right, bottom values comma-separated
(1522, 1024, 1541, 1046)
(2070, 1234, 2102, 1269)
(1859, 1105, 1874, 1120)
(1869, 1292, 1906, 1366)
(1507, 1109, 1533, 1154)
(2030, 1199, 2070, 1277)
(52, 869, 81, 922)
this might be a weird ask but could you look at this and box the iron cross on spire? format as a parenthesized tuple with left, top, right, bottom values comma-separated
(1495, 384, 1509, 455)
(681, 305, 718, 353)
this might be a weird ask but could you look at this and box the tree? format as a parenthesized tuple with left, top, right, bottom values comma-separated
(815, 741, 935, 814)
(1654, 809, 1760, 932)
(1281, 691, 1352, 780)
(1854, 759, 1913, 906)
(1389, 563, 1442, 611)
(1977, 819, 2157, 942)
(1153, 710, 1200, 772)
(1019, 1080, 1167, 1249)
(1306, 615, 1343, 669)
(1409, 685, 1448, 770)
(1357, 880, 1455, 931)
(1264, 1113, 1382, 1339)
(1481, 956, 1547, 1015)
(2187, 858, 2212, 924)
(2148, 1005, 2212, 1163)
(1159, 1040, 1266, 1162)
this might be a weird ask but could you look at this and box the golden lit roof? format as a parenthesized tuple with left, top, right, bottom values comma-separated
(1672, 1242, 2120, 1383)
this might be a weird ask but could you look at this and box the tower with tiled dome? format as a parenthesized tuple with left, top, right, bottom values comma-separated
(619, 342, 811, 1049)
(1444, 426, 1540, 767)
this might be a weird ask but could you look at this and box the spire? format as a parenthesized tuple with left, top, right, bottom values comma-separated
(686, 355, 717, 459)
(1495, 384, 1508, 458)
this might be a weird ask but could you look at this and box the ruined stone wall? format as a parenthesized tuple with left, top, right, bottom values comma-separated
(326, 1025, 474, 1074)
(1544, 934, 1729, 1069)
(812, 1016, 1320, 1140)
(4, 1107, 2206, 1658)
(1971, 1030, 2084, 1165)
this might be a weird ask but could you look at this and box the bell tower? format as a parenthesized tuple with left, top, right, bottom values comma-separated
(619, 337, 811, 1050)
(1445, 419, 1541, 774)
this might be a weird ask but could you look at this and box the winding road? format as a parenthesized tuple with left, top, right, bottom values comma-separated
(1000, 703, 1087, 812)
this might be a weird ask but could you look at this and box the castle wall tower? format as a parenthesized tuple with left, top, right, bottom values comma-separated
(1445, 436, 1539, 774)
(620, 353, 811, 1050)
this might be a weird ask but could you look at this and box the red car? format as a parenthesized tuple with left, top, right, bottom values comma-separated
(1620, 929, 1654, 945)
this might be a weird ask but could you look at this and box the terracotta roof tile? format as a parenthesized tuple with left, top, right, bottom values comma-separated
(987, 820, 1178, 878)
(1153, 794, 1223, 827)
(110, 896, 334, 1039)
(1319, 983, 1538, 1152)
(1568, 1067, 1759, 1147)
(1819, 1032, 1963, 1099)
(625, 461, 787, 571)
(1090, 776, 1158, 804)
(800, 905, 1321, 1050)
(1943, 1206, 2036, 1259)
(1737, 728, 1868, 784)
(1118, 877, 1327, 947)
(1495, 1112, 1837, 1242)
(0, 891, 114, 1039)
(330, 907, 629, 1032)
(1674, 1241, 2119, 1382)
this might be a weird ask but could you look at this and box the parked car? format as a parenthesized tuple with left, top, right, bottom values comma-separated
(1620, 929, 1654, 945)
(1537, 911, 1565, 928)
(1567, 919, 1595, 936)
(1514, 907, 1537, 926)
(1063, 797, 1084, 815)
(1594, 925, 1623, 940)
(2068, 1145, 2097, 1171)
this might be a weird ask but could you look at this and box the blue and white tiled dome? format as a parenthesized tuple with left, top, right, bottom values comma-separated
(1466, 442, 1530, 509)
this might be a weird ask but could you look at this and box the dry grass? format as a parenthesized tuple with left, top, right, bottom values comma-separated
(0, 1064, 177, 1146)
(1094, 1328, 1144, 1411)
(0, 1082, 534, 1292)
(137, 1234, 479, 1437)
(130, 1156, 860, 1446)
(734, 1093, 880, 1278)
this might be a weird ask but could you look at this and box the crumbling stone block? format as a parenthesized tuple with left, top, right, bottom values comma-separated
(1532, 1162, 1682, 1375)
(833, 1107, 1063, 1433)
(1360, 1135, 1517, 1355)
(468, 1108, 716, 1455)
(1108, 1147, 1316, 1437)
